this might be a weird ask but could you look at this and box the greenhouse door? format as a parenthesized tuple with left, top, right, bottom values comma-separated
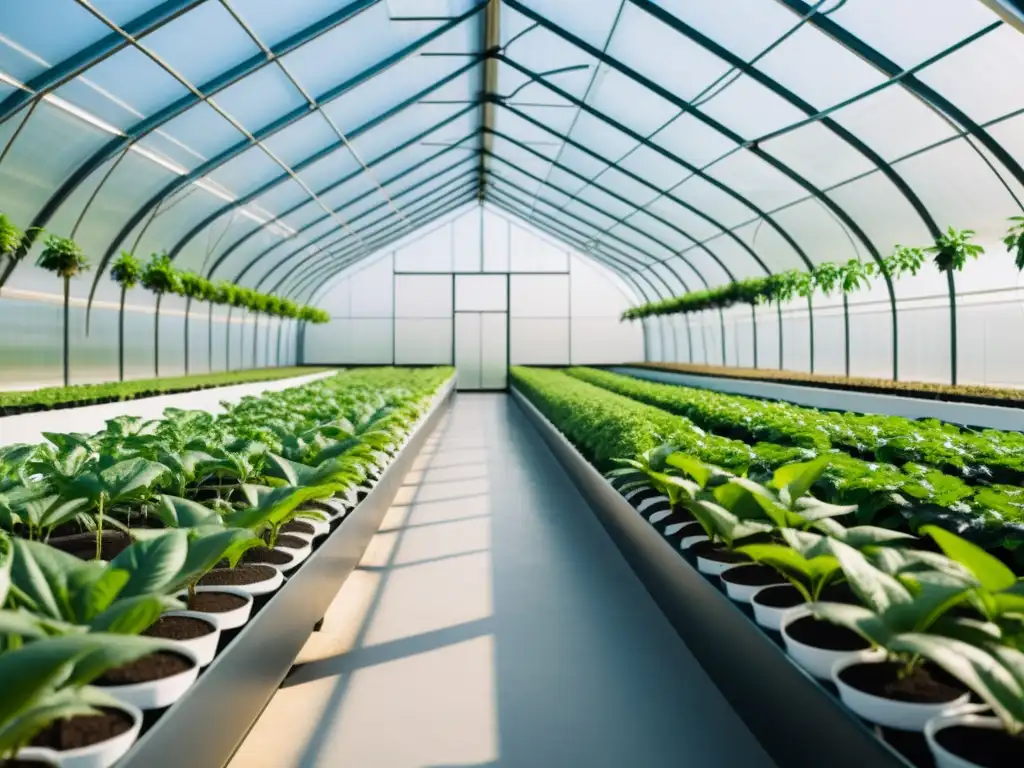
(454, 312, 508, 390)
(453, 274, 508, 391)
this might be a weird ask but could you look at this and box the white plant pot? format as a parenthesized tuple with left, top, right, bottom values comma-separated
(647, 509, 673, 525)
(276, 548, 304, 573)
(696, 556, 739, 576)
(925, 706, 1006, 768)
(190, 586, 254, 630)
(637, 495, 669, 514)
(232, 564, 285, 596)
(751, 586, 805, 632)
(99, 647, 199, 711)
(680, 533, 709, 551)
(275, 541, 312, 567)
(781, 607, 862, 680)
(304, 516, 331, 537)
(720, 569, 785, 604)
(832, 651, 970, 732)
(15, 701, 143, 768)
(158, 610, 221, 667)
(623, 486, 651, 502)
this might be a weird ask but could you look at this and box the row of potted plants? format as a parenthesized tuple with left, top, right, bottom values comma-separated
(510, 366, 1021, 768)
(0, 212, 330, 387)
(620, 224, 992, 321)
(510, 367, 1024, 568)
(568, 366, 1024, 491)
(0, 366, 453, 767)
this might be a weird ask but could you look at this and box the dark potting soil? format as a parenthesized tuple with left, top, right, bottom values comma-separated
(838, 661, 965, 704)
(819, 582, 861, 605)
(721, 564, 787, 587)
(265, 533, 307, 549)
(281, 520, 315, 535)
(690, 539, 749, 564)
(1, 760, 61, 767)
(188, 592, 248, 613)
(237, 546, 292, 566)
(95, 651, 194, 686)
(29, 707, 134, 752)
(669, 521, 704, 538)
(785, 615, 870, 652)
(50, 531, 132, 562)
(753, 584, 805, 609)
(144, 615, 215, 641)
(935, 726, 1024, 768)
(200, 564, 277, 587)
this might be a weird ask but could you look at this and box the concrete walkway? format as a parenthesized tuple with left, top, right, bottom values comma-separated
(230, 393, 776, 768)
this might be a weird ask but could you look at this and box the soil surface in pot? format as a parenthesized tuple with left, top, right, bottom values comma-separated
(49, 531, 132, 561)
(188, 592, 248, 613)
(265, 533, 307, 550)
(230, 546, 292, 566)
(786, 615, 870, 651)
(200, 564, 277, 587)
(95, 651, 194, 686)
(722, 564, 787, 587)
(144, 615, 215, 641)
(935, 726, 1024, 768)
(690, 539, 749, 564)
(281, 520, 315, 535)
(819, 582, 861, 605)
(29, 707, 134, 752)
(839, 661, 965, 703)
(753, 584, 805, 609)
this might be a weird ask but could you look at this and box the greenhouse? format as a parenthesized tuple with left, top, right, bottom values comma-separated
(2, 0, 1024, 767)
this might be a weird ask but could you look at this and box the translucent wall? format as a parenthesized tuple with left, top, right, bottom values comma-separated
(303, 206, 644, 375)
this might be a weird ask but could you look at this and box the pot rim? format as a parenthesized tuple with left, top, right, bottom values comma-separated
(925, 705, 1010, 767)
(41, 698, 143, 758)
(96, 644, 200, 692)
(833, 650, 971, 708)
(157, 608, 219, 635)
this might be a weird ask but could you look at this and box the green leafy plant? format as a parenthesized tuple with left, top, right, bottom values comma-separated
(928, 227, 984, 273)
(36, 236, 90, 388)
(177, 271, 209, 376)
(110, 252, 143, 382)
(141, 253, 181, 378)
(0, 214, 25, 263)
(1004, 216, 1024, 271)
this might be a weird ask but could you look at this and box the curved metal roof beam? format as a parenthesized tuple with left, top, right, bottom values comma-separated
(251, 163, 481, 291)
(498, 102, 771, 276)
(88, 34, 486, 305)
(227, 130, 482, 287)
(0, 0, 205, 123)
(485, 150, 696, 290)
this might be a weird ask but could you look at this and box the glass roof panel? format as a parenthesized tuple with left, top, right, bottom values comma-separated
(826, 0, 998, 69)
(209, 63, 306, 133)
(696, 74, 806, 139)
(650, 112, 739, 167)
(260, 112, 339, 167)
(653, 0, 796, 61)
(761, 121, 877, 189)
(0, 0, 112, 83)
(135, 102, 246, 172)
(583, 66, 680, 137)
(142, 2, 261, 86)
(204, 145, 286, 197)
(53, 46, 191, 131)
(615, 144, 690, 191)
(513, 0, 621, 49)
(703, 152, 807, 212)
(916, 25, 1024, 124)
(229, 0, 373, 48)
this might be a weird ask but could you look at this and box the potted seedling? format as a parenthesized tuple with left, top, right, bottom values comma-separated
(36, 235, 89, 388)
(109, 252, 142, 382)
(0, 633, 168, 768)
(5, 537, 201, 710)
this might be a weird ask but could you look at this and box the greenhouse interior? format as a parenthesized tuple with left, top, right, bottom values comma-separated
(3, 0, 1024, 767)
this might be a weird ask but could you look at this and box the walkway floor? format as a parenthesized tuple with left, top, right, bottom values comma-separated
(230, 393, 776, 768)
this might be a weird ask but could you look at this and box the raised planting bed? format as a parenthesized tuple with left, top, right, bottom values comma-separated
(0, 366, 336, 416)
(0, 367, 453, 767)
(510, 385, 912, 768)
(117, 376, 455, 768)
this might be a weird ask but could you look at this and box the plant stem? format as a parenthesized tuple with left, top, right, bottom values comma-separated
(226, 306, 233, 371)
(184, 295, 191, 376)
(62, 275, 70, 387)
(118, 285, 126, 382)
(208, 302, 214, 373)
(95, 495, 104, 561)
(252, 311, 259, 368)
(154, 293, 162, 378)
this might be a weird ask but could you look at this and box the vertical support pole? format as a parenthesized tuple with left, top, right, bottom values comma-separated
(947, 270, 957, 386)
(208, 303, 214, 373)
(154, 293, 162, 378)
(184, 296, 191, 376)
(450, 273, 456, 365)
(118, 286, 126, 382)
(392, 258, 397, 365)
(225, 306, 232, 372)
(567, 258, 573, 366)
(276, 318, 283, 368)
(505, 274, 511, 389)
(777, 303, 784, 370)
(62, 276, 70, 388)
(843, 292, 851, 378)
(718, 308, 727, 366)
(751, 303, 759, 369)
(685, 314, 693, 363)
(807, 294, 815, 374)
(252, 312, 259, 369)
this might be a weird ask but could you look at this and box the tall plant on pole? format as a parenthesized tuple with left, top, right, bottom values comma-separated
(36, 235, 89, 387)
(140, 252, 180, 378)
(926, 227, 984, 386)
(217, 281, 239, 371)
(177, 271, 207, 376)
(110, 251, 142, 382)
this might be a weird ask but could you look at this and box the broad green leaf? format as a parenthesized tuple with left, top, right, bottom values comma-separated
(829, 539, 911, 614)
(9, 538, 84, 621)
(665, 453, 716, 488)
(884, 571, 970, 633)
(0, 608, 53, 639)
(61, 633, 167, 688)
(156, 495, 219, 528)
(70, 567, 129, 623)
(889, 633, 1024, 731)
(793, 497, 857, 522)
(773, 455, 830, 501)
(812, 602, 892, 646)
(923, 525, 1017, 593)
(0, 534, 9, 605)
(836, 526, 916, 550)
(0, 637, 89, 724)
(90, 595, 179, 635)
(0, 687, 99, 755)
(172, 527, 261, 589)
(100, 458, 170, 501)
(264, 453, 301, 485)
(109, 530, 189, 599)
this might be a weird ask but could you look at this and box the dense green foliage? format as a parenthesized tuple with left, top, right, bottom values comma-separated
(0, 367, 334, 414)
(510, 367, 1024, 560)
(0, 367, 452, 752)
(568, 367, 1024, 487)
(621, 227, 981, 321)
